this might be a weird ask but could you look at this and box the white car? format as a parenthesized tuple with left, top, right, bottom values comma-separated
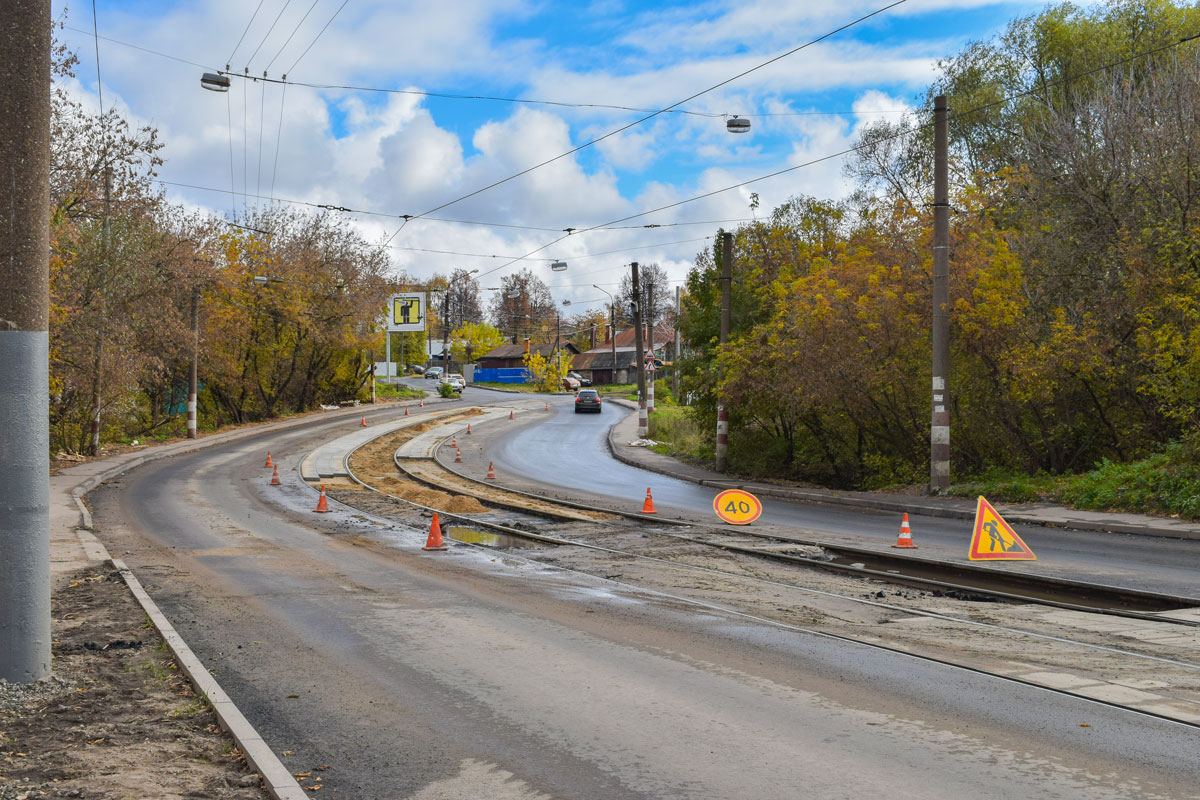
(442, 373, 466, 393)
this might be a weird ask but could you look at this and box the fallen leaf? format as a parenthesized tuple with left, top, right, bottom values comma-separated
(287, 694, 300, 699)
(294, 772, 312, 778)
(1080, 723, 1091, 728)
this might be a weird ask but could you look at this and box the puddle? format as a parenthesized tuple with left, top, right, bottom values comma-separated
(446, 526, 537, 549)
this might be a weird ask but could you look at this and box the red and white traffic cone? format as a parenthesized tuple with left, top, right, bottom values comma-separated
(313, 485, 330, 513)
(892, 513, 918, 548)
(360, 416, 368, 427)
(509, 410, 515, 420)
(486, 461, 496, 479)
(450, 435, 457, 448)
(545, 402, 549, 411)
(264, 452, 274, 468)
(270, 465, 281, 486)
(404, 406, 410, 416)
(641, 488, 657, 514)
(466, 424, 472, 434)
(455, 448, 462, 463)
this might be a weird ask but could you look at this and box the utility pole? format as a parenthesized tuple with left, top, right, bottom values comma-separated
(715, 232, 732, 472)
(930, 94, 951, 493)
(187, 285, 200, 439)
(673, 285, 682, 399)
(442, 290, 451, 373)
(89, 167, 111, 456)
(646, 278, 655, 413)
(631, 263, 648, 438)
(1, 0, 52, 683)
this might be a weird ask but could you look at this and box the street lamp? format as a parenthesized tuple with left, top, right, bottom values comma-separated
(593, 284, 618, 387)
(200, 72, 231, 92)
(550, 260, 568, 272)
(726, 115, 751, 133)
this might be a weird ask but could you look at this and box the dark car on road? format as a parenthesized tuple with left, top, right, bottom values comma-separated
(574, 388, 602, 413)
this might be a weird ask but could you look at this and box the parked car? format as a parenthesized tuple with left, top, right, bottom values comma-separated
(574, 388, 602, 413)
(443, 373, 466, 393)
(424, 367, 444, 381)
(567, 371, 592, 386)
(561, 376, 581, 391)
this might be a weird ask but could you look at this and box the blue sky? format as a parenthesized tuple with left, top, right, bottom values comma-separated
(55, 0, 1051, 306)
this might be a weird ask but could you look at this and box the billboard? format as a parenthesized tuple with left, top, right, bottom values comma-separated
(387, 293, 425, 332)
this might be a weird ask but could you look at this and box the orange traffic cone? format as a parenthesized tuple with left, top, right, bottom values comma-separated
(419, 400, 424, 408)
(422, 512, 447, 551)
(466, 424, 472, 434)
(509, 410, 515, 420)
(641, 488, 657, 514)
(892, 513, 918, 548)
(360, 416, 368, 427)
(404, 406, 410, 416)
(270, 465, 281, 486)
(264, 452, 274, 468)
(545, 402, 549, 411)
(455, 448, 462, 463)
(313, 485, 330, 513)
(450, 435, 457, 448)
(486, 461, 496, 479)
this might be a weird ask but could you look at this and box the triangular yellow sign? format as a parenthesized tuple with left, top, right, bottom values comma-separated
(968, 496, 1036, 560)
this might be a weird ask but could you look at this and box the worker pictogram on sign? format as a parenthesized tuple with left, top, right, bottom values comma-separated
(968, 496, 1036, 560)
(713, 489, 763, 525)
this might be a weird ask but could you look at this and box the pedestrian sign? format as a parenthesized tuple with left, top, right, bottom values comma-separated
(713, 489, 762, 525)
(968, 496, 1036, 560)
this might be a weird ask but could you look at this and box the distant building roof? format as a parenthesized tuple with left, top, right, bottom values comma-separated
(480, 342, 580, 361)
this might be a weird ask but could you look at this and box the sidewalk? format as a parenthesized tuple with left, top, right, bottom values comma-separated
(605, 402, 1200, 541)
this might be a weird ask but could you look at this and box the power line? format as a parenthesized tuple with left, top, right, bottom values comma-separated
(227, 0, 266, 65)
(60, 25, 909, 122)
(244, 0, 293, 70)
(393, 0, 908, 231)
(266, 0, 320, 73)
(90, 1, 103, 116)
(286, 0, 350, 75)
(466, 28, 1200, 282)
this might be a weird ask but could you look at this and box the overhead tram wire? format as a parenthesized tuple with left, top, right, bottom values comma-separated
(469, 28, 1200, 282)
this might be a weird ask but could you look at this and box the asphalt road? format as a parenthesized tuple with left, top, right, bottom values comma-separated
(486, 396, 1200, 597)
(85, 390, 1200, 798)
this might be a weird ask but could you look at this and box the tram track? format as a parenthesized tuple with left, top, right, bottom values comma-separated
(307, 420, 1200, 727)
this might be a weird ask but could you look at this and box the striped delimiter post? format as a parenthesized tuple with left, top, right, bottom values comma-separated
(930, 95, 951, 492)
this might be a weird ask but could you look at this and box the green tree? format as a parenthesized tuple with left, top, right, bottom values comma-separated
(451, 321, 506, 364)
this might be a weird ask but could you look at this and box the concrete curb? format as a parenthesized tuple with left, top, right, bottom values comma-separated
(111, 558, 308, 800)
(604, 404, 1200, 541)
(56, 405, 418, 798)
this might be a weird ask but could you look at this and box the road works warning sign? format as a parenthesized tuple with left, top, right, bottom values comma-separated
(968, 496, 1037, 560)
(713, 489, 763, 525)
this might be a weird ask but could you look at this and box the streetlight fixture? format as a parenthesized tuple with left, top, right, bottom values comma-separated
(550, 260, 568, 272)
(200, 72, 231, 92)
(593, 283, 618, 386)
(726, 115, 751, 134)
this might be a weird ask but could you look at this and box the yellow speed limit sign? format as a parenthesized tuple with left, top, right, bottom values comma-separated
(713, 489, 763, 525)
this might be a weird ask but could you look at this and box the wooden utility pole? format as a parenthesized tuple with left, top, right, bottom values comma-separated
(672, 285, 682, 399)
(631, 263, 648, 438)
(930, 95, 951, 493)
(715, 232, 732, 472)
(0, 0, 52, 683)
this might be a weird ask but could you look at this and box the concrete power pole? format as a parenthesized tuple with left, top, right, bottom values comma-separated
(631, 263, 648, 438)
(672, 285, 681, 399)
(187, 285, 200, 438)
(0, 0, 52, 683)
(930, 94, 951, 493)
(715, 232, 732, 472)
